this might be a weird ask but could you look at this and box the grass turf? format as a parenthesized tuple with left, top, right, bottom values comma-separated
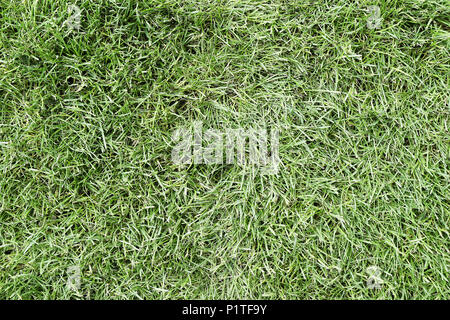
(0, 0, 449, 299)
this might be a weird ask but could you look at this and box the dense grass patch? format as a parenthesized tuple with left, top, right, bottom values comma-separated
(0, 0, 448, 299)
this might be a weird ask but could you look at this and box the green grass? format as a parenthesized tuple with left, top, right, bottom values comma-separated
(0, 0, 449, 299)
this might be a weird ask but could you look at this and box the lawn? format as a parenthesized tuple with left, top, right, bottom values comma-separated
(0, 0, 448, 299)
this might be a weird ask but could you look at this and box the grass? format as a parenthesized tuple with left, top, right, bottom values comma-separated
(0, 0, 449, 299)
